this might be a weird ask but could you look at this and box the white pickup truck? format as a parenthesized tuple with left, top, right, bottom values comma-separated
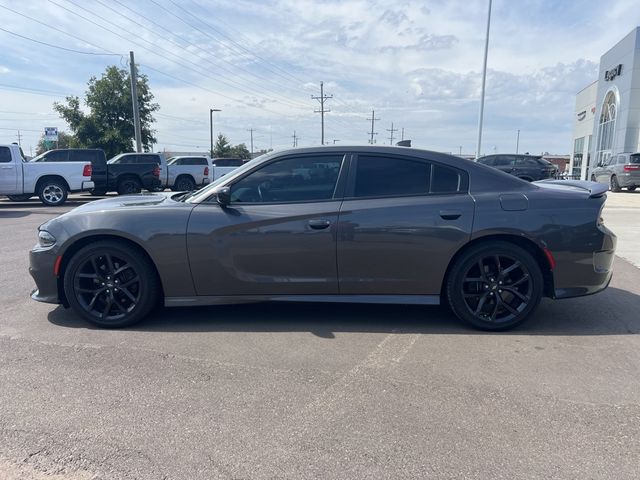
(0, 143, 94, 206)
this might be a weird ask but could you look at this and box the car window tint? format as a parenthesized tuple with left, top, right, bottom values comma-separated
(137, 155, 161, 164)
(230, 155, 343, 203)
(630, 154, 640, 165)
(71, 150, 96, 163)
(431, 164, 462, 193)
(517, 157, 539, 166)
(44, 150, 69, 162)
(0, 146, 11, 163)
(494, 156, 514, 167)
(618, 155, 627, 165)
(185, 157, 207, 165)
(354, 156, 430, 197)
(478, 156, 494, 166)
(213, 158, 243, 167)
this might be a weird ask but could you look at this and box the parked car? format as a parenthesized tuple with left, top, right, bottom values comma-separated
(211, 157, 244, 180)
(1, 143, 93, 206)
(30, 149, 109, 195)
(105, 153, 164, 195)
(477, 154, 558, 181)
(29, 146, 616, 331)
(165, 156, 211, 191)
(590, 152, 640, 192)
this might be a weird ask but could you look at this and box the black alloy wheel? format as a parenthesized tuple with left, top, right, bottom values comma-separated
(628, 186, 636, 191)
(610, 175, 621, 192)
(175, 176, 196, 191)
(63, 240, 160, 327)
(447, 242, 543, 330)
(117, 178, 142, 195)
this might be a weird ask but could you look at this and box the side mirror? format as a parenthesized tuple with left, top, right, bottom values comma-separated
(216, 187, 231, 206)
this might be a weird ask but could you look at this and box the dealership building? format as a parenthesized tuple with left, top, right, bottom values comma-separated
(570, 27, 640, 179)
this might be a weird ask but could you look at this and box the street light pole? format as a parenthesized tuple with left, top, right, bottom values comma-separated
(516, 129, 520, 154)
(209, 108, 221, 157)
(475, 0, 492, 159)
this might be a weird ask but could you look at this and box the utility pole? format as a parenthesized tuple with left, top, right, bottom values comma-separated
(247, 128, 254, 157)
(401, 127, 405, 141)
(292, 130, 298, 147)
(333, 139, 340, 144)
(475, 0, 492, 159)
(209, 108, 221, 157)
(459, 146, 463, 155)
(311, 81, 332, 145)
(16, 130, 21, 147)
(386, 122, 397, 145)
(129, 51, 142, 153)
(516, 129, 520, 154)
(367, 109, 380, 144)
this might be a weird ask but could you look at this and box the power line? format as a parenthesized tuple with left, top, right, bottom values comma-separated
(0, 26, 122, 56)
(312, 81, 332, 145)
(0, 83, 69, 97)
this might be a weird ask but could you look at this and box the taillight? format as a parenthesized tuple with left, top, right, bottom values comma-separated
(624, 165, 640, 171)
(204, 166, 209, 176)
(153, 165, 160, 177)
(82, 164, 92, 177)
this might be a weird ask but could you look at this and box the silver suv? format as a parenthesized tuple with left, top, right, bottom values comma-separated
(591, 152, 640, 192)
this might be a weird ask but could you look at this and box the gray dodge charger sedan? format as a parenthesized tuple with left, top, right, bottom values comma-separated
(30, 146, 616, 330)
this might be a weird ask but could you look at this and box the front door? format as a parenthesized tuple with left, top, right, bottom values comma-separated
(187, 153, 347, 296)
(0, 146, 18, 193)
(337, 154, 474, 295)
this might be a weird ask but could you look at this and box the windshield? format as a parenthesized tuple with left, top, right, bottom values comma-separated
(631, 154, 640, 164)
(29, 152, 47, 162)
(183, 152, 272, 202)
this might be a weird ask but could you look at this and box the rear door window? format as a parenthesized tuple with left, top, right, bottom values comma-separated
(44, 150, 69, 162)
(354, 156, 430, 197)
(70, 150, 97, 163)
(478, 156, 495, 166)
(494, 156, 515, 167)
(617, 155, 627, 165)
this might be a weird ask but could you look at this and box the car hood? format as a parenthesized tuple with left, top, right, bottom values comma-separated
(63, 192, 184, 216)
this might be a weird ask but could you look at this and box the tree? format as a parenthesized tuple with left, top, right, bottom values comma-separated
(53, 65, 159, 158)
(35, 131, 78, 155)
(230, 143, 251, 159)
(213, 133, 232, 157)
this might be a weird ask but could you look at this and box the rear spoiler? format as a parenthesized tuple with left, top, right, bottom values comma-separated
(534, 179, 609, 198)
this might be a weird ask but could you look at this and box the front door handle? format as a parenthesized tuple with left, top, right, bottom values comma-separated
(308, 219, 331, 230)
(439, 210, 462, 220)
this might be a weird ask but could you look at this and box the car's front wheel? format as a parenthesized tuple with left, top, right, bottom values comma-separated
(610, 175, 622, 192)
(63, 240, 161, 328)
(446, 242, 543, 330)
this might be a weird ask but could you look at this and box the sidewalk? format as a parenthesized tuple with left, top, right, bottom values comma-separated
(603, 191, 640, 268)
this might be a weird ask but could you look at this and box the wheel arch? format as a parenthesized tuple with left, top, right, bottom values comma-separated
(35, 175, 70, 194)
(57, 234, 164, 307)
(440, 234, 555, 300)
(174, 174, 196, 188)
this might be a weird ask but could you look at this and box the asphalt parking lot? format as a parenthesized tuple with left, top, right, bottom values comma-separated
(1, 192, 639, 479)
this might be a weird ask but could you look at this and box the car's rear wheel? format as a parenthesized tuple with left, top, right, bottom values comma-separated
(591, 175, 596, 182)
(63, 240, 160, 328)
(38, 179, 68, 206)
(117, 178, 142, 195)
(628, 186, 637, 191)
(610, 175, 621, 192)
(446, 242, 543, 331)
(175, 176, 196, 191)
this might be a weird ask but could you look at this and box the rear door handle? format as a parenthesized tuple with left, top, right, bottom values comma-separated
(439, 210, 462, 220)
(308, 219, 331, 230)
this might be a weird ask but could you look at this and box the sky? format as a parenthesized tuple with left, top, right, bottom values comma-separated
(0, 0, 639, 157)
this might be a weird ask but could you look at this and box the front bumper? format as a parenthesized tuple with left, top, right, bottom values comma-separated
(29, 248, 61, 304)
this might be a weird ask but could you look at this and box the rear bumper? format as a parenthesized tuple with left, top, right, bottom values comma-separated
(617, 172, 640, 187)
(29, 248, 61, 304)
(80, 180, 95, 192)
(553, 226, 617, 299)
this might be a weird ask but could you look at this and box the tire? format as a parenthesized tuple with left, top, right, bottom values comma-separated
(628, 186, 636, 191)
(518, 176, 533, 182)
(610, 175, 621, 192)
(117, 177, 142, 195)
(90, 189, 107, 196)
(63, 240, 161, 328)
(591, 175, 596, 182)
(38, 179, 68, 206)
(174, 176, 196, 191)
(446, 241, 543, 331)
(6, 194, 32, 201)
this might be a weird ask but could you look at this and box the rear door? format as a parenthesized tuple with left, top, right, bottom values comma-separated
(514, 156, 539, 180)
(336, 154, 474, 295)
(493, 155, 516, 175)
(0, 146, 18, 193)
(187, 153, 347, 296)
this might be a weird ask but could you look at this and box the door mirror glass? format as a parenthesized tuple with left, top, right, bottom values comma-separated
(216, 187, 231, 206)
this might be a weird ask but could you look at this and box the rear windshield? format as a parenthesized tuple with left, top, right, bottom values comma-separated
(631, 154, 640, 164)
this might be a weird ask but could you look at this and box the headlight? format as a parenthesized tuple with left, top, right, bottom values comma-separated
(38, 230, 56, 248)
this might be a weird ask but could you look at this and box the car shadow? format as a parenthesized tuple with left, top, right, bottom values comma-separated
(47, 286, 640, 337)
